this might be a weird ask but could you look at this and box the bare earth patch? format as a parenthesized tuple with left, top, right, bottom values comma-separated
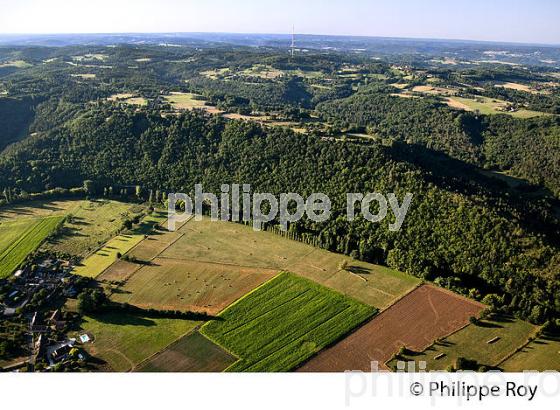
(298, 284, 484, 372)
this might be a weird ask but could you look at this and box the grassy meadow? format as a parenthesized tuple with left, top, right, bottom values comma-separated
(79, 312, 199, 372)
(501, 333, 560, 371)
(72, 234, 144, 278)
(164, 92, 221, 113)
(447, 96, 548, 118)
(43, 199, 143, 257)
(159, 218, 419, 308)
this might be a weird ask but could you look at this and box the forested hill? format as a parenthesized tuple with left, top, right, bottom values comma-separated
(0, 107, 558, 324)
(317, 88, 560, 197)
(0, 97, 37, 151)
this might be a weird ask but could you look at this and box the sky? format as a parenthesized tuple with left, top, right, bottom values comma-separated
(0, 0, 559, 45)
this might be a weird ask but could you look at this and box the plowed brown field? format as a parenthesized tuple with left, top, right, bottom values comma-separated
(298, 284, 485, 372)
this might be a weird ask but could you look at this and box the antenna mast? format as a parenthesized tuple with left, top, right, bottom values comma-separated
(291, 25, 295, 58)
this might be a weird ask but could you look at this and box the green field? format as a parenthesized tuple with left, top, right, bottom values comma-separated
(79, 312, 199, 372)
(200, 272, 375, 372)
(387, 315, 537, 370)
(107, 93, 147, 106)
(501, 333, 560, 371)
(448, 96, 548, 118)
(137, 331, 236, 372)
(164, 92, 221, 113)
(73, 234, 144, 278)
(130, 209, 168, 235)
(240, 64, 285, 79)
(0, 60, 32, 68)
(43, 200, 144, 257)
(0, 216, 64, 278)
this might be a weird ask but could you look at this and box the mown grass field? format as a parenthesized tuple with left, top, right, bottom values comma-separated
(66, 207, 165, 278)
(0, 216, 64, 278)
(240, 64, 285, 79)
(79, 312, 199, 372)
(0, 60, 32, 68)
(386, 315, 537, 371)
(137, 331, 236, 372)
(447, 96, 548, 118)
(107, 93, 147, 106)
(158, 218, 419, 308)
(164, 92, 222, 113)
(73, 234, 144, 278)
(43, 200, 143, 257)
(200, 272, 375, 372)
(110, 257, 278, 314)
(501, 333, 560, 371)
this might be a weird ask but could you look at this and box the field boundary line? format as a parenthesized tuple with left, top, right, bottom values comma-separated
(199, 271, 289, 363)
(200, 272, 284, 322)
(84, 234, 144, 279)
(198, 330, 242, 370)
(117, 232, 186, 285)
(425, 283, 486, 310)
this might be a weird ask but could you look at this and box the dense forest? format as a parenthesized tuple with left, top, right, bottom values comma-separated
(317, 87, 560, 196)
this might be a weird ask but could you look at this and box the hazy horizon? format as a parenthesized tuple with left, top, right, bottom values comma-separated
(0, 0, 559, 45)
(0, 31, 558, 48)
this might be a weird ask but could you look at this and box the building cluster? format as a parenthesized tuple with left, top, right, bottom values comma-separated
(1, 258, 87, 371)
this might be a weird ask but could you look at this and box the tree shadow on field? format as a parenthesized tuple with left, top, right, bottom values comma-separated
(434, 339, 455, 347)
(70, 217, 90, 226)
(47, 225, 88, 244)
(90, 312, 157, 327)
(474, 320, 503, 329)
(493, 314, 515, 323)
(110, 288, 132, 295)
(346, 265, 371, 275)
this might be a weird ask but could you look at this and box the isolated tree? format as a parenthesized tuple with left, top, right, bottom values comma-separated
(77, 289, 107, 314)
(83, 180, 95, 196)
